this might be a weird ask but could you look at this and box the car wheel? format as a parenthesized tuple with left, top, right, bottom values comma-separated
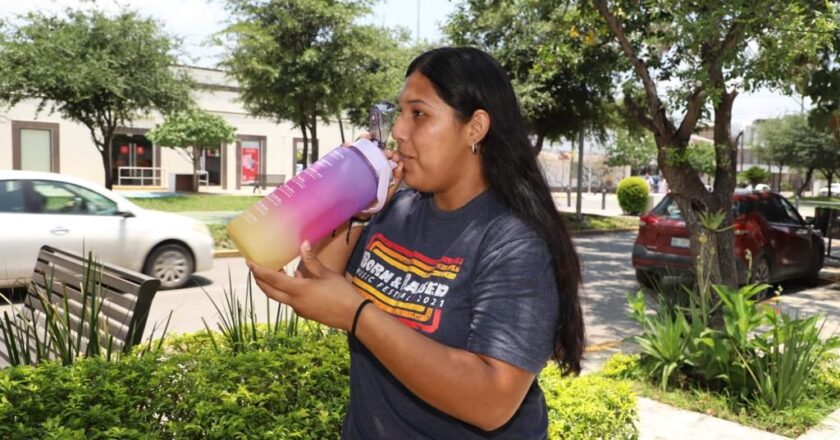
(751, 255, 772, 300)
(143, 244, 194, 290)
(802, 251, 824, 288)
(635, 269, 661, 289)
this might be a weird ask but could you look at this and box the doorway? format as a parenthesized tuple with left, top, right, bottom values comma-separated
(111, 134, 156, 186)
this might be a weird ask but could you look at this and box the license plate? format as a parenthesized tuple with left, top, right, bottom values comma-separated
(671, 237, 690, 248)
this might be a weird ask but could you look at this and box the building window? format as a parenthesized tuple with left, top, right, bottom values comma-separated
(12, 121, 60, 173)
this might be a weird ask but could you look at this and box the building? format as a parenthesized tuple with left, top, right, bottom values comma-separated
(0, 66, 355, 191)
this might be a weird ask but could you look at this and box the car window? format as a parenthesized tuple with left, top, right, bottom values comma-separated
(652, 196, 684, 220)
(756, 196, 797, 224)
(777, 196, 804, 225)
(31, 180, 118, 215)
(653, 196, 746, 220)
(0, 180, 24, 213)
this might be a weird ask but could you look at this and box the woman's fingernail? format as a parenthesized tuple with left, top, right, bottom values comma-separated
(302, 241, 312, 252)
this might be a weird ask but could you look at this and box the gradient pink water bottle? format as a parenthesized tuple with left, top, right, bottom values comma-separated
(228, 106, 395, 270)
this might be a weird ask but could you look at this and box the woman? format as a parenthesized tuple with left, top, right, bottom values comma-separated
(248, 47, 584, 438)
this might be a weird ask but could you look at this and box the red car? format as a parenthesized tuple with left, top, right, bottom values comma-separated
(632, 190, 824, 289)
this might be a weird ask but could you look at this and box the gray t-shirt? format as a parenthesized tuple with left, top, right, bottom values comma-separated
(343, 189, 560, 439)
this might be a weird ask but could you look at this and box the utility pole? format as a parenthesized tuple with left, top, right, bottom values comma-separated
(576, 130, 585, 221)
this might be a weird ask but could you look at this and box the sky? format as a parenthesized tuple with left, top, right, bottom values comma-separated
(0, 0, 808, 131)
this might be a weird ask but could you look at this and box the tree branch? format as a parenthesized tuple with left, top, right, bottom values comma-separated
(592, 0, 670, 136)
(676, 86, 706, 142)
(623, 95, 656, 132)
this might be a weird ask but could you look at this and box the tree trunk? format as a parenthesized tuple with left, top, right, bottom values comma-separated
(192, 146, 201, 193)
(101, 130, 115, 190)
(310, 113, 319, 161)
(534, 132, 546, 154)
(300, 123, 309, 170)
(338, 115, 345, 144)
(796, 167, 815, 197)
(777, 162, 784, 192)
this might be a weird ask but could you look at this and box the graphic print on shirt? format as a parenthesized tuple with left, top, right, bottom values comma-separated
(352, 232, 463, 333)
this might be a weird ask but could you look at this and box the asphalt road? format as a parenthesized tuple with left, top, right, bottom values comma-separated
(138, 232, 646, 346)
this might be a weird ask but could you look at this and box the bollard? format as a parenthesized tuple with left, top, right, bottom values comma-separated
(602, 188, 607, 210)
(567, 187, 572, 207)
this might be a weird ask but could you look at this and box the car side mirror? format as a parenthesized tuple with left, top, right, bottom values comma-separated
(116, 203, 135, 218)
(805, 216, 815, 226)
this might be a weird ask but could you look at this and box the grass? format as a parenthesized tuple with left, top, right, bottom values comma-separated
(128, 194, 261, 212)
(606, 354, 840, 438)
(209, 224, 235, 250)
(564, 213, 639, 231)
(800, 196, 840, 204)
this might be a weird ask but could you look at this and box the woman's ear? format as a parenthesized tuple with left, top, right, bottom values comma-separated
(468, 109, 491, 144)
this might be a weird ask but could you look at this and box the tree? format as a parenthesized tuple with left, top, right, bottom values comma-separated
(738, 166, 770, 187)
(605, 130, 657, 174)
(147, 109, 236, 191)
(591, 0, 834, 289)
(446, 0, 621, 152)
(219, 0, 407, 167)
(755, 114, 837, 196)
(0, 8, 193, 189)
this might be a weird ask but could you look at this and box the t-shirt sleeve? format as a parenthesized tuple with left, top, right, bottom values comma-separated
(466, 232, 560, 373)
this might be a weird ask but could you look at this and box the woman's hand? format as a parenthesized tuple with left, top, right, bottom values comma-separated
(248, 241, 364, 331)
(345, 132, 405, 218)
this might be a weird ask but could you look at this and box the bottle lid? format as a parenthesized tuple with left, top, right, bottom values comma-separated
(352, 138, 396, 214)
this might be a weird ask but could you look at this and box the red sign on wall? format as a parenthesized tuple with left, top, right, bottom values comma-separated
(241, 147, 260, 184)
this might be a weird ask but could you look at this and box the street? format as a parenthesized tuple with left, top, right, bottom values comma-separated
(139, 232, 644, 346)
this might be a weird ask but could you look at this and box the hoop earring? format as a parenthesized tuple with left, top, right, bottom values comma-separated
(470, 142, 479, 154)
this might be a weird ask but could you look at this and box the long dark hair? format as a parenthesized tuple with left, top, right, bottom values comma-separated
(407, 47, 584, 374)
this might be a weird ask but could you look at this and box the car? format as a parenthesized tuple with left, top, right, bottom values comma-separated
(817, 183, 840, 197)
(632, 189, 824, 291)
(0, 170, 214, 289)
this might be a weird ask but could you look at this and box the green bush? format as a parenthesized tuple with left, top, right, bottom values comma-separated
(617, 177, 650, 215)
(540, 364, 638, 440)
(738, 166, 770, 186)
(0, 329, 638, 439)
(0, 332, 350, 440)
(628, 283, 840, 410)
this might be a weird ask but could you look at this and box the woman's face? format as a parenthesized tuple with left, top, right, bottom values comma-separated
(391, 72, 475, 193)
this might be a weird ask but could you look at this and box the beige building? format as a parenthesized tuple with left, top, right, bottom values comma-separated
(0, 66, 355, 191)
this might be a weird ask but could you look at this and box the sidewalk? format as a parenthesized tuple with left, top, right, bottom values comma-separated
(583, 341, 839, 440)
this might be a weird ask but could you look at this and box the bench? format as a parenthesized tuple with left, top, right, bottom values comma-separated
(0, 245, 161, 367)
(252, 174, 286, 193)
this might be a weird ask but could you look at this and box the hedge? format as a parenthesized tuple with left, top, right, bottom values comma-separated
(617, 176, 650, 215)
(0, 331, 637, 439)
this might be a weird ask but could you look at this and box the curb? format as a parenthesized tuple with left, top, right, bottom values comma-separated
(213, 249, 241, 258)
(572, 227, 639, 236)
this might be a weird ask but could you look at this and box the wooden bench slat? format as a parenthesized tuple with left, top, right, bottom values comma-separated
(0, 245, 160, 367)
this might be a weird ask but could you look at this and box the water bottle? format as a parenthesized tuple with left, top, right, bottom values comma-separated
(228, 103, 395, 270)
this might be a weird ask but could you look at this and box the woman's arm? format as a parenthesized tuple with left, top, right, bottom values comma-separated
(353, 298, 536, 431)
(249, 244, 537, 432)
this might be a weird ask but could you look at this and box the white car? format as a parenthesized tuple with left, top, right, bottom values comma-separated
(0, 170, 214, 289)
(818, 184, 840, 197)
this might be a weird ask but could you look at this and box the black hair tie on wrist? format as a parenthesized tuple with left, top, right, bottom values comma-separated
(351, 299, 373, 338)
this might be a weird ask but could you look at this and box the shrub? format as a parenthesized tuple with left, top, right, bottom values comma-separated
(0, 329, 639, 439)
(738, 166, 770, 186)
(540, 364, 638, 440)
(628, 283, 840, 410)
(600, 353, 641, 380)
(617, 177, 650, 215)
(0, 332, 350, 440)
